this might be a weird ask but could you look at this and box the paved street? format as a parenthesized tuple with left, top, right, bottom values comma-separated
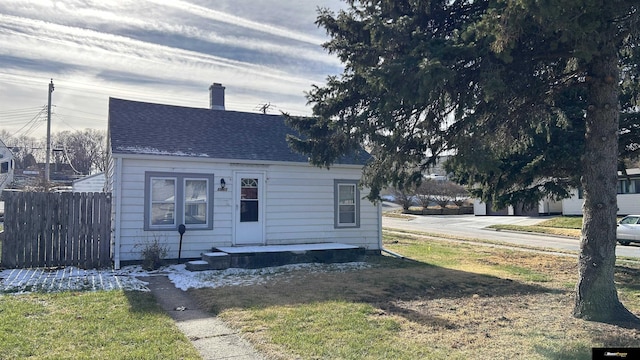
(382, 211, 640, 259)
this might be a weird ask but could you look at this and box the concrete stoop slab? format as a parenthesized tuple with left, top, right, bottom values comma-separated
(186, 242, 365, 271)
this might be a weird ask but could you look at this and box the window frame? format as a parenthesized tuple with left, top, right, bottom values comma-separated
(334, 179, 360, 228)
(149, 176, 177, 229)
(183, 177, 210, 226)
(144, 172, 214, 231)
(618, 178, 640, 194)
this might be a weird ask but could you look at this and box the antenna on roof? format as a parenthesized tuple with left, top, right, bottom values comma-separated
(256, 102, 275, 114)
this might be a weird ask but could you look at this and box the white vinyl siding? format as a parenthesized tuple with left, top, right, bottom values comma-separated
(72, 173, 106, 192)
(562, 188, 640, 216)
(111, 156, 380, 262)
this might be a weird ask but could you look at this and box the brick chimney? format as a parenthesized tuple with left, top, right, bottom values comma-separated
(209, 83, 225, 110)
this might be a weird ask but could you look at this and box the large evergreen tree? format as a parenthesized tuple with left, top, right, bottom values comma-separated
(287, 0, 640, 324)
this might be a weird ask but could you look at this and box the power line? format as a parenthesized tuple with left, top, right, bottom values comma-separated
(0, 106, 47, 123)
(7, 106, 47, 139)
(60, 141, 81, 175)
(54, 106, 104, 118)
(21, 117, 45, 138)
(0, 106, 46, 115)
(0, 73, 313, 117)
(52, 113, 80, 132)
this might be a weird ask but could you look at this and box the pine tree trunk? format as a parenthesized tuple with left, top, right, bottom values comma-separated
(573, 49, 639, 325)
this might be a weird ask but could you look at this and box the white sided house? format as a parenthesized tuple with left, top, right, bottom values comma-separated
(72, 172, 106, 193)
(473, 169, 640, 216)
(562, 168, 640, 216)
(107, 84, 381, 269)
(0, 138, 14, 193)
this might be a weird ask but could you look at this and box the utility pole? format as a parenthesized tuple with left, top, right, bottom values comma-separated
(45, 79, 54, 188)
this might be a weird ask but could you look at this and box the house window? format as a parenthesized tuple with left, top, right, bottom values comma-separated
(0, 161, 8, 174)
(150, 178, 176, 227)
(145, 172, 214, 231)
(184, 179, 208, 225)
(334, 180, 360, 228)
(618, 178, 640, 194)
(240, 178, 259, 222)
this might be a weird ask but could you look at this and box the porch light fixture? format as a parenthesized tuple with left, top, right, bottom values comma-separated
(219, 178, 226, 191)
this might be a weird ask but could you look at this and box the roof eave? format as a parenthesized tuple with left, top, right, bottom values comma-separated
(110, 152, 365, 169)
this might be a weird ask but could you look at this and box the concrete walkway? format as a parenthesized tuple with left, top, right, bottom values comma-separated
(139, 275, 264, 360)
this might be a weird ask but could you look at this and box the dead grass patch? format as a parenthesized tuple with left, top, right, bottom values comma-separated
(188, 235, 640, 359)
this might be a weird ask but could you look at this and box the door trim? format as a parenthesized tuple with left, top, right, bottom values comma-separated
(233, 171, 266, 245)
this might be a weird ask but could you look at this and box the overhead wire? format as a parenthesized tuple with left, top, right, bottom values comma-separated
(0, 71, 312, 116)
(0, 106, 47, 123)
(7, 106, 47, 139)
(52, 113, 80, 132)
(0, 106, 46, 115)
(60, 141, 82, 175)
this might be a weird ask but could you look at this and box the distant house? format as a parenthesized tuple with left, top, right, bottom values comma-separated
(106, 84, 381, 268)
(561, 168, 640, 216)
(473, 169, 640, 216)
(72, 172, 106, 193)
(472, 198, 562, 216)
(0, 138, 14, 193)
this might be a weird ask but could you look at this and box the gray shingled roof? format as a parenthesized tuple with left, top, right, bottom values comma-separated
(108, 98, 369, 165)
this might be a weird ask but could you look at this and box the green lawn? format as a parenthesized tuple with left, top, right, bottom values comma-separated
(488, 216, 583, 237)
(537, 216, 583, 229)
(1, 220, 638, 359)
(190, 232, 640, 359)
(0, 290, 200, 360)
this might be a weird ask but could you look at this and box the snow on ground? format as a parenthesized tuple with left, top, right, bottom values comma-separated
(0, 262, 371, 295)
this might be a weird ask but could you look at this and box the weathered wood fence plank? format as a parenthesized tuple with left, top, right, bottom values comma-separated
(1, 192, 111, 269)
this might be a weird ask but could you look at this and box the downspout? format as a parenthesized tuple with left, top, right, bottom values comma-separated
(382, 247, 406, 259)
(113, 157, 123, 269)
(378, 201, 406, 259)
(377, 200, 383, 251)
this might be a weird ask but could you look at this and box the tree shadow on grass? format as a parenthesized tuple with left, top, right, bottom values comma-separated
(122, 289, 171, 315)
(615, 265, 640, 292)
(184, 256, 640, 356)
(188, 256, 563, 326)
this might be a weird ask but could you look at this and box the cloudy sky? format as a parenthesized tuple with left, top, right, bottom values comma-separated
(0, 0, 345, 140)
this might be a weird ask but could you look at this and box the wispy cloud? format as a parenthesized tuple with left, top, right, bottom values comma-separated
(145, 0, 328, 45)
(0, 0, 345, 137)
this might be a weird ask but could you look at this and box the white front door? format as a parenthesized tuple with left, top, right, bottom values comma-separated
(234, 172, 265, 245)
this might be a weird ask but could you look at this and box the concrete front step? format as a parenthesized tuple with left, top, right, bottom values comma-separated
(185, 243, 365, 271)
(201, 252, 231, 269)
(185, 252, 230, 271)
(185, 260, 211, 272)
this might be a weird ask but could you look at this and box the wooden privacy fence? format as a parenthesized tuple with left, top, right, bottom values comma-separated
(1, 192, 111, 269)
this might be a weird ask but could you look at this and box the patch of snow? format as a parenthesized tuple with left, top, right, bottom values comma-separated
(203, 252, 229, 257)
(117, 146, 209, 157)
(0, 262, 372, 294)
(163, 262, 372, 291)
(0, 266, 150, 294)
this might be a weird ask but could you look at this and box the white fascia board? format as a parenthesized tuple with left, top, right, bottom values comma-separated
(110, 153, 366, 169)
